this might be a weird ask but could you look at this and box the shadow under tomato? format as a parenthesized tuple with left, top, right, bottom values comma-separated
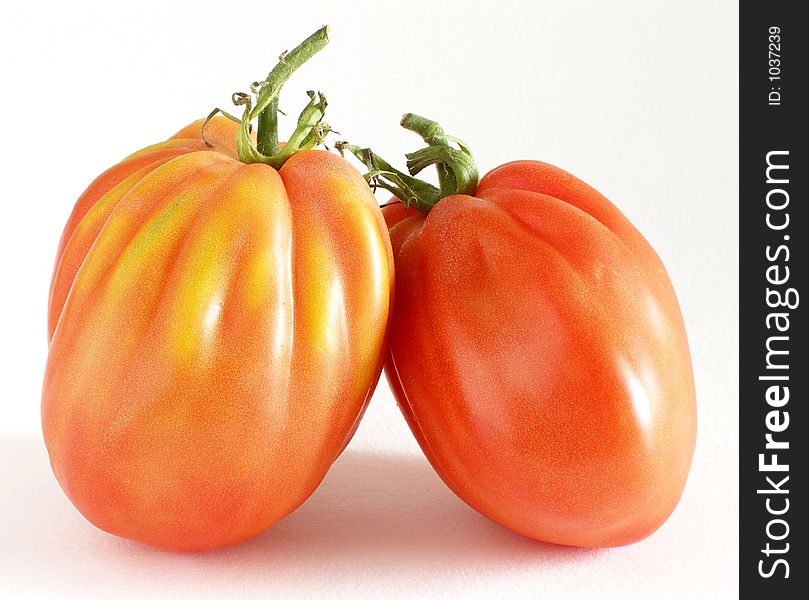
(0, 435, 601, 596)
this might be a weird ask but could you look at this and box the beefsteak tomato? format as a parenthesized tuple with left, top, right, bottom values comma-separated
(42, 28, 393, 552)
(343, 114, 696, 547)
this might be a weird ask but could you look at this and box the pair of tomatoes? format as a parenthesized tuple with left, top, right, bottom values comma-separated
(42, 30, 695, 553)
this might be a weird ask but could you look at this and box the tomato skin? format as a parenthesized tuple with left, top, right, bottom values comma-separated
(43, 118, 393, 552)
(383, 160, 696, 547)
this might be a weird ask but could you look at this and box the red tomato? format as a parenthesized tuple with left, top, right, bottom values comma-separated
(43, 30, 393, 552)
(43, 116, 392, 552)
(362, 115, 696, 547)
(42, 115, 392, 551)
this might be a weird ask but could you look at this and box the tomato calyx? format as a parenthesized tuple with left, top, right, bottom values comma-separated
(337, 114, 479, 213)
(336, 140, 443, 213)
(202, 26, 333, 169)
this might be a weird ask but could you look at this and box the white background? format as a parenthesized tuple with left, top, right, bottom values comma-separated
(0, 1, 738, 598)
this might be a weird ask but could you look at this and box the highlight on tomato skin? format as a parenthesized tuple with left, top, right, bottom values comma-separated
(344, 114, 697, 548)
(42, 27, 394, 553)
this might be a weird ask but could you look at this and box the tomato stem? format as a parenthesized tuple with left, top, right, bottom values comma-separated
(256, 97, 280, 156)
(254, 27, 329, 155)
(202, 26, 332, 168)
(337, 114, 479, 213)
(335, 142, 443, 212)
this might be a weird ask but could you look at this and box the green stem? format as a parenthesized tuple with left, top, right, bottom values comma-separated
(337, 114, 479, 213)
(335, 142, 443, 213)
(256, 97, 279, 156)
(401, 114, 478, 196)
(400, 113, 444, 143)
(253, 26, 329, 154)
(202, 26, 332, 168)
(263, 91, 329, 169)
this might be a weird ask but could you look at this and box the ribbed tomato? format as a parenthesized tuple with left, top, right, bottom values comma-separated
(344, 114, 696, 547)
(43, 29, 393, 552)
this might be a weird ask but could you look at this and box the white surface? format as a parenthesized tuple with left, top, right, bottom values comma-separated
(0, 1, 738, 598)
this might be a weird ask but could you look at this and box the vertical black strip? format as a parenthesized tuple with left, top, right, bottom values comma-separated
(740, 1, 806, 597)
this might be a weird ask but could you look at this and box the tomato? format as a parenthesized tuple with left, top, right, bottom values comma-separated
(345, 114, 696, 547)
(42, 29, 393, 552)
